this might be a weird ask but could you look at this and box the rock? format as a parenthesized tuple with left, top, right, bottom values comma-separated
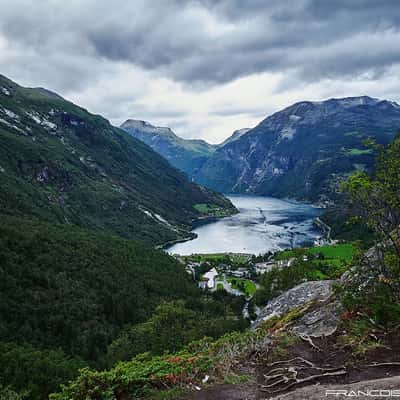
(253, 280, 334, 328)
(268, 375, 400, 400)
(291, 301, 340, 337)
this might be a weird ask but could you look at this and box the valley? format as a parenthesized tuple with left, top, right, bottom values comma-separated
(1, 74, 399, 400)
(2, 3, 400, 400)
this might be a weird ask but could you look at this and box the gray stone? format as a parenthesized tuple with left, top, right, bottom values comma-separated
(253, 280, 334, 328)
(291, 301, 340, 337)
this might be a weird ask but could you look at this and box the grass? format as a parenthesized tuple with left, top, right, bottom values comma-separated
(183, 253, 251, 265)
(275, 243, 354, 262)
(274, 249, 297, 261)
(227, 277, 256, 296)
(193, 203, 232, 217)
(309, 243, 354, 261)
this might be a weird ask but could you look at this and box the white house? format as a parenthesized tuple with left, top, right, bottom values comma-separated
(200, 267, 218, 290)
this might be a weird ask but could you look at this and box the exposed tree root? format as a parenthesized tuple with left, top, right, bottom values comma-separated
(365, 362, 400, 368)
(260, 369, 347, 393)
(298, 334, 322, 352)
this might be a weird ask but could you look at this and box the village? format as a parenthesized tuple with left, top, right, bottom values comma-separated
(174, 242, 350, 302)
(177, 252, 296, 298)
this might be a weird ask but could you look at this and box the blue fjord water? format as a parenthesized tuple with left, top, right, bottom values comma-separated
(167, 195, 322, 255)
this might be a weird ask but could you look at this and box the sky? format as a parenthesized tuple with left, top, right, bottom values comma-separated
(1, 0, 400, 143)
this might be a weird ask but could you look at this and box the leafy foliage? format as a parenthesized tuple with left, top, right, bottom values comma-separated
(51, 326, 272, 400)
(107, 298, 247, 365)
(0, 342, 85, 400)
(341, 136, 400, 326)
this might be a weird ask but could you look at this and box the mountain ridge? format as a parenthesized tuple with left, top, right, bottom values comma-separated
(194, 95, 400, 203)
(0, 74, 235, 245)
(120, 118, 217, 179)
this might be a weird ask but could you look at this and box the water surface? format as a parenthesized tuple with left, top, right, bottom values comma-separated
(167, 195, 322, 255)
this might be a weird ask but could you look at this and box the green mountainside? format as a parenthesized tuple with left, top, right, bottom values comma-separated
(0, 75, 235, 245)
(120, 119, 216, 179)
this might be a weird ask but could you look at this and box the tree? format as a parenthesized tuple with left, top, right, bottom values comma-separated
(342, 136, 400, 325)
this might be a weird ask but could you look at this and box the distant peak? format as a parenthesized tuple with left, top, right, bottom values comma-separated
(120, 119, 176, 137)
(220, 128, 251, 146)
(122, 119, 156, 128)
(122, 119, 167, 130)
(319, 96, 380, 106)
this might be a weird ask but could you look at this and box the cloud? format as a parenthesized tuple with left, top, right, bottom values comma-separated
(0, 0, 400, 143)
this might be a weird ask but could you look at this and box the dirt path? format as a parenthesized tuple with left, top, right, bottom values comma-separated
(183, 383, 255, 400)
(267, 375, 400, 400)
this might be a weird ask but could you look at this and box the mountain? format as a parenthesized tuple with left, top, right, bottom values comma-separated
(219, 128, 251, 146)
(0, 75, 235, 245)
(195, 96, 400, 203)
(121, 119, 216, 179)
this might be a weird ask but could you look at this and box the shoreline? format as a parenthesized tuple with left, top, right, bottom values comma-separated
(160, 196, 335, 254)
(159, 207, 238, 251)
(156, 232, 197, 250)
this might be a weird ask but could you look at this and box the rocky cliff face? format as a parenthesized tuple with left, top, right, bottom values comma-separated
(195, 96, 400, 203)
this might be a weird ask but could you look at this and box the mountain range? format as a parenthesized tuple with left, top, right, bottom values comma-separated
(120, 119, 217, 179)
(0, 74, 235, 245)
(124, 96, 400, 204)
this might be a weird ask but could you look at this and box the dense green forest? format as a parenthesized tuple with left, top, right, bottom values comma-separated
(0, 216, 247, 399)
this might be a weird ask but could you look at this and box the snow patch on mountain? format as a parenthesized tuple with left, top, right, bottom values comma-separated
(1, 107, 19, 120)
(0, 87, 11, 96)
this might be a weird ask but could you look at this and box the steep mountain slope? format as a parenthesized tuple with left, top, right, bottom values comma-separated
(121, 119, 216, 179)
(219, 128, 250, 146)
(0, 75, 235, 244)
(195, 96, 400, 203)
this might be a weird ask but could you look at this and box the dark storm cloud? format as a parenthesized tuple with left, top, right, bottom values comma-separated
(1, 0, 400, 91)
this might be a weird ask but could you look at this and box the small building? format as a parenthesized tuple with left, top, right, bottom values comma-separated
(199, 267, 218, 290)
(230, 268, 248, 278)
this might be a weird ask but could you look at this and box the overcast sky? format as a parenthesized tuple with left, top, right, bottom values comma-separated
(1, 0, 400, 143)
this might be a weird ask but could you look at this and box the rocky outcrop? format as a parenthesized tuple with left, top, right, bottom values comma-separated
(291, 301, 340, 337)
(254, 280, 335, 328)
